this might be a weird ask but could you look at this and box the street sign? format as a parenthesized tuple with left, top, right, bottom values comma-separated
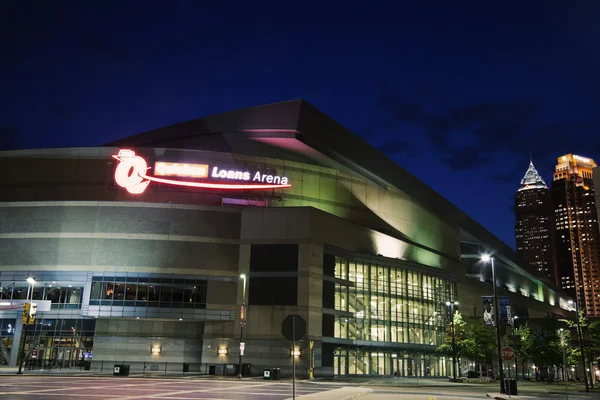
(240, 342, 245, 356)
(445, 324, 461, 343)
(500, 347, 515, 361)
(281, 315, 307, 342)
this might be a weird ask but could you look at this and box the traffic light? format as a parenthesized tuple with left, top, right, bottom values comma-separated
(21, 303, 30, 324)
(21, 303, 36, 325)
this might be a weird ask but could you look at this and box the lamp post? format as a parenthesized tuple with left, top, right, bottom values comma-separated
(559, 328, 569, 400)
(570, 300, 589, 392)
(17, 276, 36, 375)
(445, 300, 459, 381)
(512, 316, 518, 380)
(237, 274, 247, 378)
(481, 254, 505, 394)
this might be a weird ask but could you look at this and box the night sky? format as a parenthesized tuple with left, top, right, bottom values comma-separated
(3, 1, 600, 249)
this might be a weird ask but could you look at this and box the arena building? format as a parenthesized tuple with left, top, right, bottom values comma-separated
(0, 100, 572, 377)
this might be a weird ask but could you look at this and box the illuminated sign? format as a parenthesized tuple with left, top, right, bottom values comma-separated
(155, 162, 209, 178)
(211, 167, 288, 185)
(573, 154, 591, 163)
(113, 149, 291, 194)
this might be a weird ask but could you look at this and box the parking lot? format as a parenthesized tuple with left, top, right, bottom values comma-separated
(0, 375, 346, 399)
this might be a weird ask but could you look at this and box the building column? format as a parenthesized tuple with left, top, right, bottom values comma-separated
(8, 316, 23, 366)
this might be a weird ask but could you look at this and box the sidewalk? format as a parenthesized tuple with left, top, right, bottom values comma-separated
(289, 387, 372, 400)
(360, 377, 479, 387)
(487, 393, 534, 400)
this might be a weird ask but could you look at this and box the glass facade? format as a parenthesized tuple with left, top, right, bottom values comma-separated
(329, 255, 455, 376)
(0, 283, 83, 309)
(0, 318, 15, 365)
(26, 318, 96, 369)
(89, 276, 207, 309)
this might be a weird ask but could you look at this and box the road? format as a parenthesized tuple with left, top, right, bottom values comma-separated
(1, 375, 599, 399)
(0, 375, 346, 399)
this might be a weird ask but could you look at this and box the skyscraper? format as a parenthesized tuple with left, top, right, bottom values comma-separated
(595, 166, 600, 235)
(514, 159, 557, 284)
(552, 154, 600, 316)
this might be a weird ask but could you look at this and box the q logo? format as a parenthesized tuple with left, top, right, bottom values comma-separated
(112, 149, 151, 194)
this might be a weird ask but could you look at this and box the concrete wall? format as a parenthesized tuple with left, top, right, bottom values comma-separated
(0, 201, 241, 275)
(93, 319, 204, 363)
(0, 201, 243, 366)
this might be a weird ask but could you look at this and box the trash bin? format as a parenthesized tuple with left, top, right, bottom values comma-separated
(183, 363, 189, 373)
(113, 364, 130, 376)
(209, 365, 216, 375)
(272, 368, 281, 381)
(504, 379, 518, 395)
(263, 368, 272, 380)
(84, 361, 91, 371)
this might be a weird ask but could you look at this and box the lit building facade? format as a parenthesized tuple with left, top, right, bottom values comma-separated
(514, 160, 557, 284)
(596, 166, 600, 248)
(551, 154, 600, 316)
(0, 100, 572, 376)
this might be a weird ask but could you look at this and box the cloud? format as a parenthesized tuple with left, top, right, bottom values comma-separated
(375, 82, 597, 173)
(491, 168, 523, 183)
(377, 85, 424, 123)
(489, 153, 532, 183)
(441, 146, 491, 171)
(376, 139, 421, 158)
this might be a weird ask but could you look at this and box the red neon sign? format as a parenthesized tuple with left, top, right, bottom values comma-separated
(113, 149, 292, 194)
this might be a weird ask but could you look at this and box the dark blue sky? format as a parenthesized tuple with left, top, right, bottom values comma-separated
(3, 1, 600, 248)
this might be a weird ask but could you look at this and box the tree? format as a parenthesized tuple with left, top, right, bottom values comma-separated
(436, 310, 466, 375)
(561, 311, 600, 386)
(436, 311, 495, 377)
(530, 317, 562, 381)
(514, 322, 535, 378)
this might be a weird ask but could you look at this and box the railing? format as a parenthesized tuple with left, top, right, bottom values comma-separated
(93, 361, 210, 375)
(25, 359, 212, 374)
(25, 360, 293, 378)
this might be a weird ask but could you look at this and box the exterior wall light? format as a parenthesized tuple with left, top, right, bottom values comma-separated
(290, 349, 301, 357)
(151, 346, 161, 354)
(218, 348, 228, 355)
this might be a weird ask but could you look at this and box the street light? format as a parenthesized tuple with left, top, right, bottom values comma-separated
(237, 274, 247, 378)
(481, 254, 505, 394)
(445, 300, 459, 381)
(17, 276, 36, 375)
(570, 300, 589, 392)
(559, 328, 569, 399)
(512, 316, 518, 379)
